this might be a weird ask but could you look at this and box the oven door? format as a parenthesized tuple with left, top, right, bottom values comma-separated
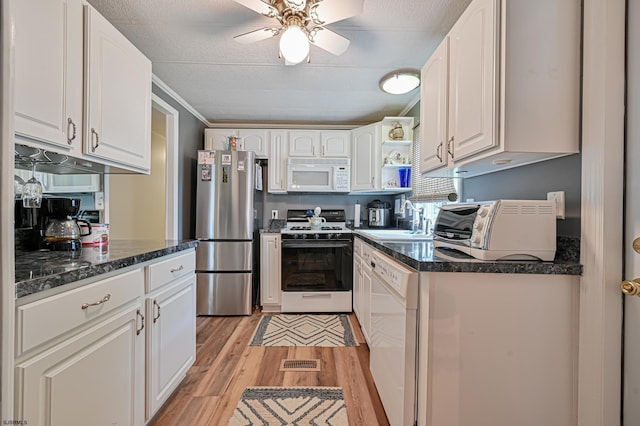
(280, 239, 353, 292)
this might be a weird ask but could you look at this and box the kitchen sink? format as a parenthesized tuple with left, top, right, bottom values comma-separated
(356, 229, 433, 242)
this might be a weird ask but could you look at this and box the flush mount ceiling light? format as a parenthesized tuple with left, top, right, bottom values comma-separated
(379, 70, 421, 95)
(232, 0, 364, 65)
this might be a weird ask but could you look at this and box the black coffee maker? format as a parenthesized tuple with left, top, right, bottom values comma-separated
(15, 197, 92, 251)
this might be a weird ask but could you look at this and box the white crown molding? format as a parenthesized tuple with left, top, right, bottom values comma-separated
(152, 74, 210, 127)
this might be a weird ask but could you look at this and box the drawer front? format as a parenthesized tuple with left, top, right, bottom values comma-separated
(146, 250, 196, 292)
(16, 268, 143, 356)
(281, 291, 352, 313)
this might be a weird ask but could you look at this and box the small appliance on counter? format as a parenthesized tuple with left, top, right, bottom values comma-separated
(433, 199, 557, 261)
(367, 200, 392, 228)
(14, 197, 92, 251)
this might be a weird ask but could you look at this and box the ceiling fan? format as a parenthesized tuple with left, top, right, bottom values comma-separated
(232, 0, 364, 65)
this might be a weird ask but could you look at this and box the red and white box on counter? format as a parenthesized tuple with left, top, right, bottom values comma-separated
(79, 223, 109, 247)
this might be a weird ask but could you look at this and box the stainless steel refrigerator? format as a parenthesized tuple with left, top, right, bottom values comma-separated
(195, 150, 255, 315)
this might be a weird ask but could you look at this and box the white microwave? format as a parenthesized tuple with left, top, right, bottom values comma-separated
(433, 199, 557, 261)
(287, 158, 350, 193)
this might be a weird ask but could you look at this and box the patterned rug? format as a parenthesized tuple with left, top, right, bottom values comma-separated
(249, 314, 358, 347)
(228, 387, 348, 425)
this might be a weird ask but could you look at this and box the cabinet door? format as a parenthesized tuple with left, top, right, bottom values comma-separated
(353, 254, 363, 321)
(351, 123, 380, 191)
(268, 131, 288, 193)
(15, 304, 145, 426)
(14, 0, 83, 152)
(204, 128, 231, 151)
(321, 131, 351, 157)
(448, 0, 498, 161)
(239, 130, 269, 158)
(420, 38, 450, 173)
(260, 234, 282, 307)
(84, 5, 152, 172)
(361, 265, 372, 345)
(288, 130, 320, 157)
(147, 275, 196, 419)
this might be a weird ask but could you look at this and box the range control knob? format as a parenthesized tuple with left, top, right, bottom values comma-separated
(477, 206, 489, 217)
(302, 234, 308, 239)
(326, 233, 334, 240)
(474, 221, 484, 231)
(472, 234, 482, 245)
(293, 234, 299, 239)
(314, 234, 320, 240)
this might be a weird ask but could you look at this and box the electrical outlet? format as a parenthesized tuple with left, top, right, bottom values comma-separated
(271, 210, 278, 219)
(94, 191, 105, 210)
(547, 191, 566, 219)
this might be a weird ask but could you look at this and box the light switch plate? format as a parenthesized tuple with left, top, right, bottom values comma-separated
(547, 191, 565, 219)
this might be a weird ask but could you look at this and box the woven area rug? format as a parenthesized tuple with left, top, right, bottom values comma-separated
(228, 387, 348, 426)
(249, 314, 358, 347)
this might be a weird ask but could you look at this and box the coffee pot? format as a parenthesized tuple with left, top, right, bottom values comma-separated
(41, 197, 92, 251)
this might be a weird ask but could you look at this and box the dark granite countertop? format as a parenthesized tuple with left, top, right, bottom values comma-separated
(15, 240, 199, 299)
(354, 233, 582, 275)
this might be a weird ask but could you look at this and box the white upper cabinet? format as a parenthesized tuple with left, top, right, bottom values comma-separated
(351, 122, 380, 191)
(203, 129, 268, 158)
(320, 131, 351, 157)
(421, 0, 580, 178)
(84, 5, 152, 173)
(288, 130, 350, 157)
(447, 0, 498, 161)
(268, 131, 288, 193)
(420, 38, 449, 174)
(288, 130, 320, 157)
(14, 0, 84, 154)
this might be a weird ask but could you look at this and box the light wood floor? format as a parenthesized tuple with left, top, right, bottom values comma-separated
(149, 311, 390, 425)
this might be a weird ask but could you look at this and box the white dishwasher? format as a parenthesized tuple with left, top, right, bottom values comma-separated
(369, 249, 418, 426)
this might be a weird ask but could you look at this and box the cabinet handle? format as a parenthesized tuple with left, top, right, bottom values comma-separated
(170, 265, 184, 273)
(371, 177, 375, 185)
(447, 136, 454, 159)
(436, 142, 443, 162)
(81, 293, 111, 310)
(136, 309, 145, 335)
(91, 128, 100, 152)
(153, 300, 161, 323)
(322, 145, 325, 156)
(312, 146, 315, 156)
(67, 118, 77, 144)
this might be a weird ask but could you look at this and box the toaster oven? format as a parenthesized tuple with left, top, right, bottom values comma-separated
(433, 200, 557, 261)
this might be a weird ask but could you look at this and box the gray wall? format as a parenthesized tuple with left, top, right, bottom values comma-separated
(152, 83, 207, 239)
(462, 154, 581, 236)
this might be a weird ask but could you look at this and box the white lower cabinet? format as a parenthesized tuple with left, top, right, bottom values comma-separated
(145, 274, 196, 420)
(260, 233, 281, 312)
(357, 239, 373, 345)
(15, 268, 146, 426)
(417, 272, 579, 426)
(14, 250, 197, 426)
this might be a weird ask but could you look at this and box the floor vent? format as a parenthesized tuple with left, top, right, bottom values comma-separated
(280, 359, 321, 372)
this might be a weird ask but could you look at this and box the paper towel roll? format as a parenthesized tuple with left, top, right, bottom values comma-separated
(354, 203, 361, 228)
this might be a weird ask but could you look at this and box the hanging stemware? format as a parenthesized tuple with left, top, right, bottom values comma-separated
(22, 161, 43, 208)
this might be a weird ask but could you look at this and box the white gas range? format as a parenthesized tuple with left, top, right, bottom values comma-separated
(279, 209, 353, 313)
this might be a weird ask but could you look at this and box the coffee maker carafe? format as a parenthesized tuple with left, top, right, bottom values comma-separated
(42, 198, 92, 251)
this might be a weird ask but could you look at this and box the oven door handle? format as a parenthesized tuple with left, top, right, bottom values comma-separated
(281, 241, 351, 249)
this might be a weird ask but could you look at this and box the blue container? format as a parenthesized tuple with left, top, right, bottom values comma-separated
(399, 167, 412, 187)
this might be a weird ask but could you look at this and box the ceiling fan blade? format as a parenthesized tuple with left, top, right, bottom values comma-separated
(309, 27, 350, 56)
(234, 27, 279, 44)
(232, 0, 278, 18)
(310, 0, 364, 25)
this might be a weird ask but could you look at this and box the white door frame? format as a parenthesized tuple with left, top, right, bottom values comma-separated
(151, 94, 179, 240)
(1, 0, 15, 420)
(578, 0, 625, 425)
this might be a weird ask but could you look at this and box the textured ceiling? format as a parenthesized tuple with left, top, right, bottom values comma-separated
(87, 0, 472, 126)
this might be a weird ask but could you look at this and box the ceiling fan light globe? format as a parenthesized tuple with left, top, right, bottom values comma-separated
(380, 71, 420, 94)
(279, 26, 309, 65)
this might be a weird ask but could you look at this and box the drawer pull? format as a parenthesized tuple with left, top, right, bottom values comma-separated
(302, 294, 331, 298)
(137, 309, 145, 335)
(81, 294, 111, 310)
(153, 300, 161, 323)
(170, 265, 184, 273)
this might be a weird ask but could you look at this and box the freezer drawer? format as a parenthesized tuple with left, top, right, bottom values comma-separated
(196, 272, 252, 316)
(196, 241, 252, 271)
